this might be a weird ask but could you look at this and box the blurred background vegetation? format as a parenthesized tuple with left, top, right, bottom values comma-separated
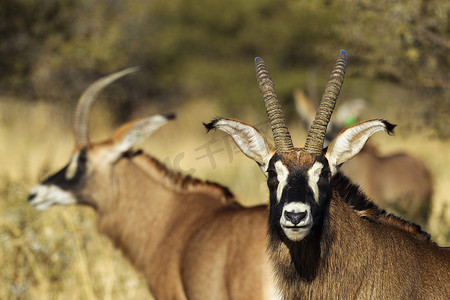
(0, 0, 449, 299)
(1, 0, 449, 132)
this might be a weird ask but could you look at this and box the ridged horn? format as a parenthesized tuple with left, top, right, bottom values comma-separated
(303, 50, 347, 154)
(255, 57, 294, 152)
(73, 67, 139, 148)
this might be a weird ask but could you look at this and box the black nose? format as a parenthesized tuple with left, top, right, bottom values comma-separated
(284, 211, 307, 225)
(27, 193, 36, 202)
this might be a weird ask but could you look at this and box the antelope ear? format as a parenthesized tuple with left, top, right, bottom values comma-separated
(204, 118, 275, 174)
(107, 113, 175, 162)
(325, 119, 395, 175)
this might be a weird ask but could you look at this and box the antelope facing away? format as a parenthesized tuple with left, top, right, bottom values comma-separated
(27, 69, 277, 300)
(206, 51, 450, 299)
(294, 90, 433, 222)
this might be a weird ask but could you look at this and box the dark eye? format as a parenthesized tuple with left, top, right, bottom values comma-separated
(267, 169, 277, 178)
(320, 170, 331, 180)
(266, 169, 279, 186)
(78, 148, 88, 163)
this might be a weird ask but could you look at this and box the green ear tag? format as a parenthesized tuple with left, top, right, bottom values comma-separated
(344, 116, 357, 127)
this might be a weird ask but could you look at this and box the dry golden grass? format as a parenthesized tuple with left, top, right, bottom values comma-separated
(0, 97, 152, 299)
(1, 90, 449, 299)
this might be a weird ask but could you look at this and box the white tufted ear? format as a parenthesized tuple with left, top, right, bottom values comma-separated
(325, 119, 395, 175)
(106, 114, 175, 163)
(204, 118, 275, 174)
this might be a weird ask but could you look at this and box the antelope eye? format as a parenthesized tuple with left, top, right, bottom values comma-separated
(78, 148, 88, 163)
(267, 169, 277, 178)
(267, 169, 279, 187)
(79, 153, 87, 164)
(320, 170, 331, 179)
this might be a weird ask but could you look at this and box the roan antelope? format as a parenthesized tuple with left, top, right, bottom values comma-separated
(205, 50, 450, 299)
(294, 89, 433, 222)
(27, 69, 276, 299)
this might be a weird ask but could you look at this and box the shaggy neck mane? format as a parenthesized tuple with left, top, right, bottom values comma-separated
(332, 171, 433, 244)
(268, 170, 436, 299)
(122, 150, 237, 205)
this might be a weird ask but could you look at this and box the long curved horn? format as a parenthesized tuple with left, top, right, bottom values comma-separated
(255, 57, 294, 152)
(74, 67, 139, 148)
(303, 50, 347, 154)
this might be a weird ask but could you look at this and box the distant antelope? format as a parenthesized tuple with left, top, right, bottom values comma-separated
(294, 89, 433, 221)
(27, 69, 277, 300)
(206, 51, 450, 299)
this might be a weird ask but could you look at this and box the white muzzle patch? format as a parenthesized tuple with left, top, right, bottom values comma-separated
(280, 202, 313, 241)
(28, 184, 77, 211)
